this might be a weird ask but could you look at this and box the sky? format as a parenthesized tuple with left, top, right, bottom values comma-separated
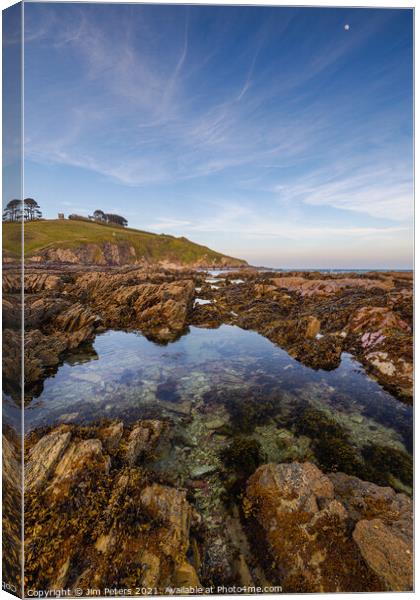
(21, 2, 413, 268)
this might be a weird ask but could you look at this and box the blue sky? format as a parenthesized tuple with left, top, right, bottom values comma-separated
(22, 3, 413, 268)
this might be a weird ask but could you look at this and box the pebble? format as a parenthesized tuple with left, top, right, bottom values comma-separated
(190, 464, 218, 479)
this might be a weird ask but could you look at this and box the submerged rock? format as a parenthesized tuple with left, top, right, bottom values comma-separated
(190, 464, 219, 479)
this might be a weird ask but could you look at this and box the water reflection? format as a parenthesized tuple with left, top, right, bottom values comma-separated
(25, 326, 412, 453)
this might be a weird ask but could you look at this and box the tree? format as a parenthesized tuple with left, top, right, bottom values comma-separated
(93, 209, 105, 221)
(104, 213, 128, 227)
(23, 198, 42, 221)
(3, 199, 22, 222)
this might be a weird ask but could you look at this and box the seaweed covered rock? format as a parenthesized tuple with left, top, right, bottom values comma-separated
(76, 274, 195, 342)
(329, 471, 413, 591)
(25, 428, 72, 491)
(24, 421, 200, 594)
(23, 302, 100, 396)
(23, 273, 64, 293)
(24, 329, 68, 388)
(13, 264, 414, 402)
(270, 276, 393, 297)
(139, 483, 197, 560)
(353, 520, 412, 592)
(2, 430, 22, 589)
(52, 303, 101, 348)
(2, 328, 23, 398)
(220, 437, 263, 477)
(124, 420, 165, 465)
(293, 334, 342, 370)
(245, 462, 413, 592)
(347, 305, 413, 401)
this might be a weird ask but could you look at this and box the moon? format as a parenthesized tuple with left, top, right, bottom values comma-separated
(344, 24, 350, 30)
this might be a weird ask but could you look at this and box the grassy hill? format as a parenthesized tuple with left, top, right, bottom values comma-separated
(2, 219, 247, 267)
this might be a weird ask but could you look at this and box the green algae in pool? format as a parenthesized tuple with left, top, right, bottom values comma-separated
(26, 325, 412, 491)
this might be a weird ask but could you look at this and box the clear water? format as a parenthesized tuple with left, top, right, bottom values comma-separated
(25, 326, 412, 458)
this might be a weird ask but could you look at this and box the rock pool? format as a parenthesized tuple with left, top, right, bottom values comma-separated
(26, 324, 412, 492)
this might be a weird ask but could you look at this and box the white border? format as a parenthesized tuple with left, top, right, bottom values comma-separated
(0, 2, 416, 600)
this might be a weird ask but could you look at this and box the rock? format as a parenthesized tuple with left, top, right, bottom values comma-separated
(328, 471, 412, 531)
(245, 462, 412, 592)
(247, 461, 334, 513)
(190, 464, 218, 479)
(204, 418, 226, 431)
(25, 296, 70, 329)
(74, 274, 195, 342)
(235, 554, 254, 587)
(251, 425, 312, 465)
(140, 483, 193, 557)
(22, 301, 99, 392)
(47, 438, 111, 500)
(23, 273, 63, 293)
(346, 306, 412, 399)
(53, 303, 100, 348)
(353, 519, 412, 591)
(58, 412, 79, 423)
(3, 433, 21, 492)
(2, 329, 23, 394)
(132, 280, 195, 341)
(294, 334, 342, 371)
(158, 398, 192, 415)
(2, 430, 21, 587)
(2, 274, 22, 294)
(23, 421, 201, 593)
(305, 316, 321, 339)
(25, 430, 72, 491)
(349, 306, 410, 336)
(254, 283, 278, 298)
(173, 561, 201, 588)
(125, 420, 164, 465)
(36, 242, 139, 266)
(271, 276, 393, 297)
(24, 329, 67, 387)
(140, 551, 161, 588)
(366, 351, 396, 376)
(98, 421, 123, 452)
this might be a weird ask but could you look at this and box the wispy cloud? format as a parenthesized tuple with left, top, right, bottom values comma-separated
(26, 4, 396, 186)
(23, 4, 413, 267)
(146, 200, 409, 241)
(272, 160, 413, 221)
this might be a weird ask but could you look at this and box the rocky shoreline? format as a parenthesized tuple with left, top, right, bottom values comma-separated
(3, 264, 413, 403)
(2, 264, 413, 593)
(19, 419, 412, 593)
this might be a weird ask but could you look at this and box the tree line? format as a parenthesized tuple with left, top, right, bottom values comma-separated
(3, 199, 128, 228)
(3, 198, 43, 222)
(90, 209, 128, 227)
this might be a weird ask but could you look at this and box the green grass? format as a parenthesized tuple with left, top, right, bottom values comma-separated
(3, 219, 246, 266)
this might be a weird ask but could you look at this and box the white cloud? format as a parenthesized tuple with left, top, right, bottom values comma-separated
(145, 199, 409, 241)
(272, 161, 413, 221)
